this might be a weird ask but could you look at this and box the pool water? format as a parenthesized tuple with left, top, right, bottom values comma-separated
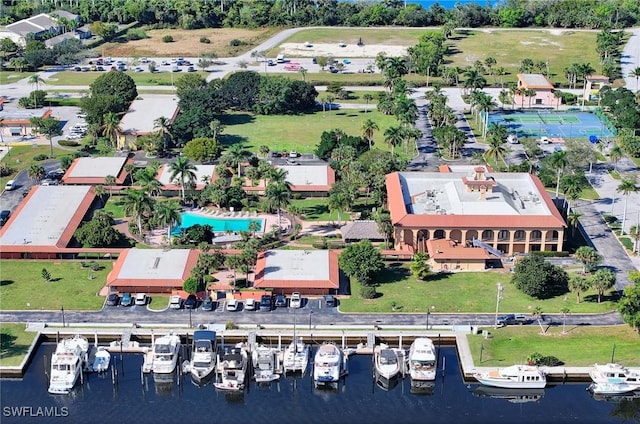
(173, 212, 264, 234)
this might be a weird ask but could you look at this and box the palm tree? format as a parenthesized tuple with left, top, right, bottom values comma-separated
(568, 274, 590, 304)
(121, 189, 154, 236)
(100, 112, 122, 149)
(484, 123, 508, 168)
(136, 167, 163, 197)
(566, 210, 582, 239)
(462, 68, 486, 93)
(259, 145, 270, 158)
(361, 118, 379, 150)
(578, 62, 595, 107)
(560, 306, 570, 334)
(0, 118, 5, 144)
(362, 93, 374, 112)
(225, 144, 250, 176)
(94, 185, 107, 207)
(630, 225, 640, 254)
(548, 150, 568, 199)
(169, 157, 197, 202)
(104, 174, 116, 196)
(265, 182, 291, 229)
(608, 143, 623, 173)
(27, 163, 45, 182)
(384, 125, 404, 156)
(524, 88, 537, 108)
(617, 177, 638, 236)
(562, 176, 583, 210)
(268, 167, 290, 187)
(153, 116, 172, 151)
(630, 67, 640, 91)
(28, 74, 45, 107)
(209, 119, 224, 140)
(328, 190, 350, 226)
(155, 199, 182, 241)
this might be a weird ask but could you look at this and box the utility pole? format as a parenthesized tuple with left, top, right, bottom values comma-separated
(494, 283, 504, 329)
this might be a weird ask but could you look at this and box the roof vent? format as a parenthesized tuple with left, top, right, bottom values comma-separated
(153, 257, 161, 269)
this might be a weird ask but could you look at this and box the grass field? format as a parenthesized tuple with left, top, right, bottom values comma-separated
(0, 323, 37, 366)
(339, 264, 618, 314)
(45, 70, 208, 86)
(0, 261, 112, 310)
(0, 71, 30, 85)
(0, 145, 76, 189)
(467, 325, 640, 366)
(102, 27, 279, 58)
(219, 109, 399, 155)
(103, 197, 126, 219)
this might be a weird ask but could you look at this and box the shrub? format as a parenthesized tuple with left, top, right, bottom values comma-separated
(530, 251, 570, 258)
(33, 154, 49, 161)
(200, 37, 210, 44)
(0, 163, 14, 177)
(602, 214, 618, 224)
(360, 285, 377, 299)
(229, 39, 247, 47)
(528, 352, 563, 366)
(162, 35, 174, 43)
(225, 321, 236, 330)
(58, 140, 80, 147)
(126, 28, 148, 40)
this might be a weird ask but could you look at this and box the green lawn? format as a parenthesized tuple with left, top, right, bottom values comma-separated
(278, 28, 428, 47)
(290, 197, 378, 222)
(339, 264, 618, 314)
(0, 71, 30, 85)
(0, 145, 76, 189)
(219, 109, 398, 155)
(0, 323, 37, 366)
(147, 294, 170, 311)
(467, 325, 640, 366)
(317, 89, 383, 105)
(103, 196, 126, 219)
(44, 70, 208, 86)
(0, 261, 112, 310)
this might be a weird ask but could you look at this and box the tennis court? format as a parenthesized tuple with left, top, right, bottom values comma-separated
(487, 110, 614, 139)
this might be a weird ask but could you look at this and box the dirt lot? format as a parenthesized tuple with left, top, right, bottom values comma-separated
(102, 27, 277, 58)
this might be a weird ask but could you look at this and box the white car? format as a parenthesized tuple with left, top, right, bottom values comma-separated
(290, 292, 302, 309)
(169, 295, 182, 309)
(244, 298, 257, 311)
(135, 293, 147, 306)
(538, 136, 551, 144)
(506, 134, 519, 144)
(226, 299, 239, 312)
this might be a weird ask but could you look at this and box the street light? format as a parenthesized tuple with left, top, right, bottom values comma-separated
(494, 283, 504, 329)
(308, 311, 313, 330)
(188, 307, 193, 328)
(61, 306, 65, 328)
(426, 310, 430, 330)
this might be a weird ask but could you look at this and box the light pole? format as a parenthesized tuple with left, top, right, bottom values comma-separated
(61, 306, 65, 328)
(308, 311, 313, 330)
(426, 310, 430, 330)
(188, 307, 192, 328)
(494, 283, 504, 329)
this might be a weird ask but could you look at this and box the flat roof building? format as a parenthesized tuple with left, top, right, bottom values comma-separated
(0, 185, 96, 258)
(62, 156, 131, 185)
(243, 162, 335, 196)
(253, 250, 341, 295)
(118, 95, 179, 150)
(106, 248, 199, 293)
(156, 164, 216, 191)
(385, 167, 566, 258)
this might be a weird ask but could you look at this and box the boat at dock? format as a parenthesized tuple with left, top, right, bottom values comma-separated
(374, 344, 403, 382)
(214, 343, 248, 391)
(282, 337, 309, 375)
(189, 330, 217, 385)
(91, 347, 111, 373)
(252, 344, 281, 383)
(48, 334, 90, 395)
(146, 333, 181, 374)
(313, 342, 346, 388)
(473, 365, 547, 389)
(589, 363, 640, 390)
(408, 337, 436, 382)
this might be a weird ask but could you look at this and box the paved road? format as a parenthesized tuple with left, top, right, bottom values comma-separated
(621, 27, 640, 91)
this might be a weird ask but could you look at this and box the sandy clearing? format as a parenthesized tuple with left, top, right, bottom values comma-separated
(279, 42, 407, 58)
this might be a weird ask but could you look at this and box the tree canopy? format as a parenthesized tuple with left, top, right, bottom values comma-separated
(511, 255, 569, 299)
(338, 240, 384, 285)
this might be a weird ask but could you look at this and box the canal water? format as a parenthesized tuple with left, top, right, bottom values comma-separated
(1, 344, 638, 424)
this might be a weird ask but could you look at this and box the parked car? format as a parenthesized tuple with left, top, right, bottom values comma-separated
(106, 293, 119, 306)
(496, 314, 530, 326)
(514, 314, 532, 325)
(184, 294, 198, 309)
(169, 295, 182, 309)
(0, 210, 11, 226)
(275, 294, 287, 308)
(244, 298, 257, 311)
(187, 66, 195, 72)
(538, 136, 551, 144)
(135, 293, 147, 306)
(260, 295, 272, 311)
(324, 295, 337, 307)
(171, 66, 180, 72)
(201, 297, 214, 311)
(121, 292, 133, 307)
(226, 298, 239, 312)
(506, 134, 519, 144)
(4, 180, 16, 191)
(267, 59, 276, 66)
(290, 292, 302, 309)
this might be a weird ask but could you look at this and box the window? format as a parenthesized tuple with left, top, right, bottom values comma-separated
(434, 229, 445, 239)
(498, 230, 510, 240)
(514, 230, 526, 240)
(530, 230, 542, 240)
(535, 98, 543, 105)
(481, 230, 494, 241)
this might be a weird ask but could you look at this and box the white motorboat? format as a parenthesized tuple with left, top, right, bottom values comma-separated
(48, 334, 89, 394)
(91, 347, 110, 373)
(252, 344, 281, 383)
(189, 330, 217, 384)
(589, 363, 640, 390)
(313, 342, 345, 387)
(588, 382, 637, 395)
(409, 337, 437, 381)
(282, 338, 309, 375)
(151, 334, 181, 374)
(214, 343, 248, 391)
(374, 344, 401, 381)
(474, 365, 547, 389)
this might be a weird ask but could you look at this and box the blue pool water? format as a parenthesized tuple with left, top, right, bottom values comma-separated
(173, 212, 264, 234)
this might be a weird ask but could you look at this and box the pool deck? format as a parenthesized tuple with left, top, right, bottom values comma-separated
(145, 209, 286, 246)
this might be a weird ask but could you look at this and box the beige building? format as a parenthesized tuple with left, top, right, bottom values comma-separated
(385, 167, 567, 258)
(515, 73, 561, 108)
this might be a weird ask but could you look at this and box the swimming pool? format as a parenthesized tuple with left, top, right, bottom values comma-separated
(173, 212, 264, 234)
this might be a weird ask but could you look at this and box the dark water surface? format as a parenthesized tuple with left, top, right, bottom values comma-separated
(1, 344, 638, 424)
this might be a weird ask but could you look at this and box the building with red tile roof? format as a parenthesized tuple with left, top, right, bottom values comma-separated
(253, 250, 341, 295)
(385, 167, 566, 258)
(106, 248, 200, 293)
